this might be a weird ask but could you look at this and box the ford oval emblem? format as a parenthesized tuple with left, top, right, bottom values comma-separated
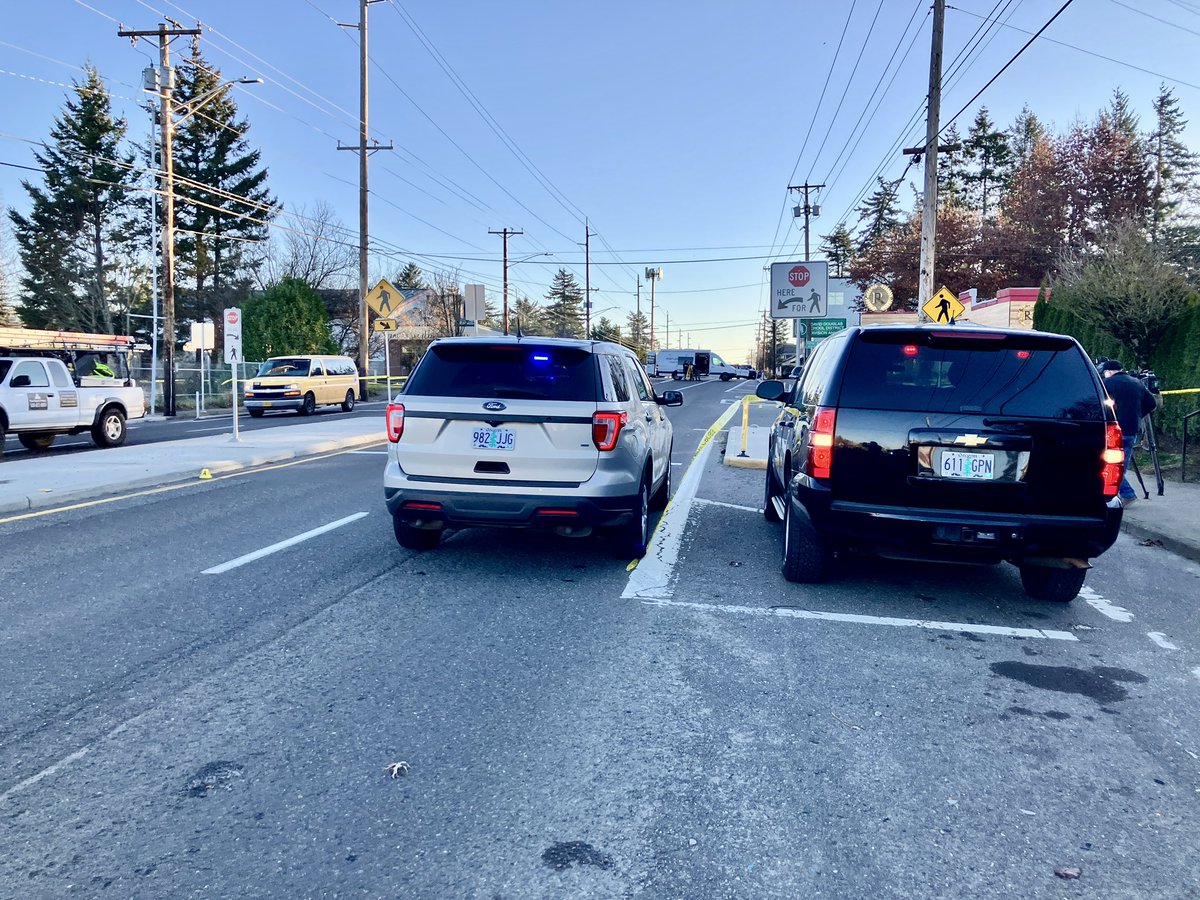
(483, 401, 507, 411)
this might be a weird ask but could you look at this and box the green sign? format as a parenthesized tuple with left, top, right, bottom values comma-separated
(810, 318, 847, 339)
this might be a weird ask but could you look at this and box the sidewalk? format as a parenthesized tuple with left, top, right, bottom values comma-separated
(0, 418, 385, 516)
(724, 422, 1200, 564)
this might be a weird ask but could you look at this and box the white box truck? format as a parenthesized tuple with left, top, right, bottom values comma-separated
(648, 349, 748, 381)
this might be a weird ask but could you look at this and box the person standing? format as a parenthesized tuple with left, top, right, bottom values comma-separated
(1098, 360, 1161, 506)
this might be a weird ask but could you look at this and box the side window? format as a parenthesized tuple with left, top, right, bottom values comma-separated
(13, 360, 49, 387)
(606, 356, 630, 402)
(311, 359, 325, 376)
(798, 340, 842, 408)
(623, 357, 651, 401)
(48, 363, 71, 388)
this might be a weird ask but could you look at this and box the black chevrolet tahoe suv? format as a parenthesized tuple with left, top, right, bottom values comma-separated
(755, 324, 1125, 603)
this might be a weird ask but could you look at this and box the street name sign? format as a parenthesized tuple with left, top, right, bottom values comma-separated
(771, 261, 829, 319)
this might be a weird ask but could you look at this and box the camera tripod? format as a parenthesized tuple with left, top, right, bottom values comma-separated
(1128, 412, 1165, 498)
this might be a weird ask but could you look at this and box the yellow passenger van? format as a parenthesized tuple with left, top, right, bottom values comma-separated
(244, 355, 359, 417)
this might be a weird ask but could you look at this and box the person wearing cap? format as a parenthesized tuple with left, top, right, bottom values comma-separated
(1098, 359, 1161, 506)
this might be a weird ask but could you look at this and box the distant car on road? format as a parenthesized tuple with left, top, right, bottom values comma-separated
(384, 336, 682, 557)
(243, 355, 358, 417)
(756, 324, 1123, 602)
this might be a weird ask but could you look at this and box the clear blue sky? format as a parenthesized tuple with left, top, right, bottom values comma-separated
(3, 0, 1200, 361)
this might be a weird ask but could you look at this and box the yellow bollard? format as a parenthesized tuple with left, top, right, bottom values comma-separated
(737, 394, 751, 457)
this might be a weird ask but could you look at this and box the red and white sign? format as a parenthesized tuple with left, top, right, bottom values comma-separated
(770, 261, 829, 319)
(788, 266, 810, 288)
(225, 309, 240, 327)
(223, 307, 242, 364)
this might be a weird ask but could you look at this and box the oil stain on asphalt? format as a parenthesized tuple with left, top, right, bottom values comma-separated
(541, 841, 615, 871)
(990, 662, 1147, 704)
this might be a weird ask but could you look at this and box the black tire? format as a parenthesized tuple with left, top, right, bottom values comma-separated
(671, 371, 682, 381)
(720, 373, 732, 382)
(763, 452, 783, 523)
(248, 409, 265, 418)
(91, 407, 126, 448)
(393, 514, 442, 551)
(19, 433, 56, 451)
(650, 444, 673, 510)
(299, 392, 316, 416)
(1019, 564, 1086, 603)
(782, 487, 827, 583)
(615, 477, 651, 558)
(341, 389, 356, 412)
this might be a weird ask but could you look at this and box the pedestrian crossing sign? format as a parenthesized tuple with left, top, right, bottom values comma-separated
(366, 279, 401, 318)
(922, 287, 965, 323)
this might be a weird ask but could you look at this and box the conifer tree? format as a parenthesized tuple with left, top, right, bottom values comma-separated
(511, 293, 545, 335)
(395, 262, 425, 289)
(543, 268, 584, 337)
(1008, 104, 1046, 165)
(937, 124, 969, 209)
(590, 316, 621, 343)
(963, 107, 1011, 222)
(625, 309, 649, 358)
(853, 177, 902, 254)
(819, 224, 854, 278)
(1148, 84, 1197, 243)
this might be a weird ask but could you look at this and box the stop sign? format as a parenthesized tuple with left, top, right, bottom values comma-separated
(225, 309, 239, 326)
(788, 266, 810, 288)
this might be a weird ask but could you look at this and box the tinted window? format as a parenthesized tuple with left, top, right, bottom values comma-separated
(258, 357, 311, 377)
(840, 333, 1102, 419)
(606, 356, 630, 402)
(12, 360, 49, 387)
(623, 357, 651, 401)
(0, 360, 12, 383)
(48, 362, 71, 388)
(405, 343, 599, 402)
(797, 340, 841, 407)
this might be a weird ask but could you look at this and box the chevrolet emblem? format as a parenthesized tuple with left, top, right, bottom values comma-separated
(954, 434, 989, 448)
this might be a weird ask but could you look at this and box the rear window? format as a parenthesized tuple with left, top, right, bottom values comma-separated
(839, 332, 1103, 420)
(405, 343, 599, 402)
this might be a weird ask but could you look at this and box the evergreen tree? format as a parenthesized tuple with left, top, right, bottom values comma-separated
(395, 262, 425, 289)
(1008, 104, 1046, 165)
(1148, 84, 1197, 243)
(8, 66, 138, 332)
(819, 223, 854, 278)
(0, 212, 16, 325)
(996, 133, 1068, 284)
(242, 277, 336, 359)
(963, 107, 1011, 222)
(542, 267, 584, 337)
(937, 124, 969, 209)
(625, 309, 649, 358)
(172, 44, 275, 336)
(853, 177, 902, 254)
(590, 316, 621, 343)
(511, 293, 545, 335)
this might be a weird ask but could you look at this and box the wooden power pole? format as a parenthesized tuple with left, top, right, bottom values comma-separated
(917, 0, 946, 312)
(489, 228, 523, 334)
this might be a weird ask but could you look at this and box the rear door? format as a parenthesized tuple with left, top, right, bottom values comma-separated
(832, 330, 1109, 516)
(622, 355, 670, 485)
(398, 342, 600, 485)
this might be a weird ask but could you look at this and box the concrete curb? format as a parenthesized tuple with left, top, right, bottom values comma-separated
(1119, 518, 1200, 565)
(724, 454, 767, 470)
(0, 432, 386, 517)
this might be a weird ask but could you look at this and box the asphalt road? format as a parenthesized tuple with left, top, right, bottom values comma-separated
(1, 378, 1197, 898)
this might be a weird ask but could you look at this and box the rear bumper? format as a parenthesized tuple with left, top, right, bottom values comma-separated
(795, 480, 1123, 561)
(385, 485, 636, 529)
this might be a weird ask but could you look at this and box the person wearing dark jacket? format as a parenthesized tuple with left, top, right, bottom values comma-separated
(1099, 360, 1161, 506)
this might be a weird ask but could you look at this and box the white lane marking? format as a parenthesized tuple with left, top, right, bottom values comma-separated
(670, 462, 683, 467)
(643, 598, 1079, 641)
(186, 425, 234, 433)
(0, 724, 128, 803)
(1079, 585, 1134, 622)
(202, 512, 369, 575)
(695, 497, 760, 513)
(623, 401, 744, 599)
(1147, 632, 1178, 650)
(1193, 667, 1200, 684)
(349, 450, 389, 455)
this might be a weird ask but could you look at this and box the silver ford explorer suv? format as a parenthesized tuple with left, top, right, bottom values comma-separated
(383, 336, 683, 557)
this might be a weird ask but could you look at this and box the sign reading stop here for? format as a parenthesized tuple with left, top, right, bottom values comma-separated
(770, 261, 829, 319)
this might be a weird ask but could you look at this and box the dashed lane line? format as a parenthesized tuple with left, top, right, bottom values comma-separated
(1147, 632, 1179, 650)
(694, 497, 760, 513)
(1079, 585, 1134, 622)
(642, 598, 1079, 641)
(202, 512, 369, 575)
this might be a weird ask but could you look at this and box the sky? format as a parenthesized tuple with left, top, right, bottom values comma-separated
(4, 0, 1200, 362)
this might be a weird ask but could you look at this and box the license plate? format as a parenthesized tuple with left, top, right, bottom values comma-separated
(939, 450, 995, 479)
(263, 401, 273, 407)
(471, 427, 515, 451)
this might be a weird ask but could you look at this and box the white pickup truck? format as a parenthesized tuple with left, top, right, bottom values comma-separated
(0, 355, 146, 455)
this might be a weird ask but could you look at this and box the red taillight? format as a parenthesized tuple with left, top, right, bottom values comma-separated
(386, 403, 405, 442)
(1101, 422, 1124, 497)
(807, 406, 837, 479)
(403, 501, 441, 511)
(592, 410, 627, 451)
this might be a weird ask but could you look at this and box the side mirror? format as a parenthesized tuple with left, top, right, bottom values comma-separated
(657, 390, 684, 407)
(10, 375, 32, 388)
(756, 380, 787, 402)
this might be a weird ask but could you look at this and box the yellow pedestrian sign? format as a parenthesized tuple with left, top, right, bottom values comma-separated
(373, 318, 398, 333)
(922, 287, 966, 324)
(366, 278, 401, 318)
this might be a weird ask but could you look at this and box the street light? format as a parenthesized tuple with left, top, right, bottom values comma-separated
(504, 251, 552, 335)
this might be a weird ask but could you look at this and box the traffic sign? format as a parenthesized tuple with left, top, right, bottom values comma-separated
(810, 318, 847, 339)
(922, 287, 966, 323)
(222, 307, 241, 364)
(770, 261, 829, 319)
(863, 283, 893, 312)
(794, 320, 809, 339)
(373, 318, 398, 333)
(366, 278, 402, 317)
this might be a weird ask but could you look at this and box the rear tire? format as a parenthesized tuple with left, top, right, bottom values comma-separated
(782, 487, 827, 583)
(19, 433, 56, 451)
(299, 392, 316, 416)
(393, 514, 442, 551)
(91, 407, 126, 448)
(1018, 564, 1085, 603)
(248, 409, 265, 418)
(720, 373, 732, 382)
(650, 444, 672, 510)
(341, 390, 356, 412)
(615, 478, 650, 558)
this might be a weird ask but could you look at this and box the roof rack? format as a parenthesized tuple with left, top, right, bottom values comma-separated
(0, 326, 140, 354)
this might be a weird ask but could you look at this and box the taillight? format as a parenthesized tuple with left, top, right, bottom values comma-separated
(807, 407, 837, 479)
(592, 410, 627, 451)
(1101, 422, 1123, 497)
(386, 403, 405, 442)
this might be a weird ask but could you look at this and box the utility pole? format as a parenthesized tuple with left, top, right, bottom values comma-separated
(489, 228, 523, 334)
(916, 0, 946, 312)
(663, 309, 669, 350)
(644, 267, 661, 353)
(338, 0, 392, 399)
(635, 275, 642, 356)
(119, 21, 201, 417)
(786, 182, 825, 259)
(584, 220, 592, 338)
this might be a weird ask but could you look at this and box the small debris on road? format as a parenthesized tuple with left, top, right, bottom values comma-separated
(384, 761, 410, 779)
(1054, 866, 1082, 880)
(1138, 538, 1163, 547)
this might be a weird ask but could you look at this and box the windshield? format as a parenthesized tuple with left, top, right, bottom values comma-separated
(405, 343, 598, 401)
(257, 358, 311, 377)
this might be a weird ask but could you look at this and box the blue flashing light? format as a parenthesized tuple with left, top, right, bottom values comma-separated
(531, 353, 550, 363)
